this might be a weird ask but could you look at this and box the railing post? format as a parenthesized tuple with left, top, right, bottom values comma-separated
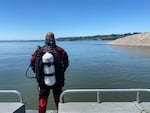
(97, 91, 100, 103)
(136, 91, 140, 103)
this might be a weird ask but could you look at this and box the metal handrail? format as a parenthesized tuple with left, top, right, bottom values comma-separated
(60, 89, 150, 103)
(0, 90, 23, 103)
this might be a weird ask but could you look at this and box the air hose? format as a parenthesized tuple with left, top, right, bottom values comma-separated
(25, 65, 36, 79)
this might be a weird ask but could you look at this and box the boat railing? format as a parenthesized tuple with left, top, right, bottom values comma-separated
(0, 90, 23, 103)
(60, 88, 150, 103)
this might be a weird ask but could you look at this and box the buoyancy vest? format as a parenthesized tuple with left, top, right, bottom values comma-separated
(35, 46, 63, 87)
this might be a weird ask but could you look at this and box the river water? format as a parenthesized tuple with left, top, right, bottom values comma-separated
(0, 40, 150, 109)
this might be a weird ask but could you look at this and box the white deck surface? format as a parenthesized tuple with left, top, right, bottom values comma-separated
(0, 102, 25, 113)
(58, 102, 150, 113)
(26, 110, 57, 113)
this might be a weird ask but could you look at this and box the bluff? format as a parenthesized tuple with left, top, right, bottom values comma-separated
(108, 32, 150, 47)
(56, 33, 138, 41)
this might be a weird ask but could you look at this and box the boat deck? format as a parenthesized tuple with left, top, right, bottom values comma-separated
(58, 102, 150, 113)
(26, 110, 57, 113)
(58, 89, 150, 113)
(1, 89, 150, 113)
(26, 102, 150, 113)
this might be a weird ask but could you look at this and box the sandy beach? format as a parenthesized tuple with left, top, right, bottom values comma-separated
(108, 32, 150, 47)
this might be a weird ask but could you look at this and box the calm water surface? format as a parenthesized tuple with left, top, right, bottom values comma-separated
(0, 40, 150, 109)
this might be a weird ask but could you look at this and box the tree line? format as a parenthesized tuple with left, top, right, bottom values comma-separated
(56, 32, 140, 41)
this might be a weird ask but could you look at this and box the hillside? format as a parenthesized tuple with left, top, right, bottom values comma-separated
(108, 32, 150, 47)
(56, 33, 138, 41)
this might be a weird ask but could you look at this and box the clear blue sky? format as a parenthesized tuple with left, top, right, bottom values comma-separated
(0, 0, 150, 40)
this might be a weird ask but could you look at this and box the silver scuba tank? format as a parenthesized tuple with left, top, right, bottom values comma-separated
(42, 52, 56, 86)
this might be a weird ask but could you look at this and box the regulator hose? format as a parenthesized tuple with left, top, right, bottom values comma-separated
(25, 65, 36, 79)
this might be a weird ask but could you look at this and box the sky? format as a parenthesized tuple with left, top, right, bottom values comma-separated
(0, 0, 150, 40)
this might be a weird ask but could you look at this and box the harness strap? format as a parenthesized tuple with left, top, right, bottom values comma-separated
(43, 62, 54, 66)
(44, 73, 55, 76)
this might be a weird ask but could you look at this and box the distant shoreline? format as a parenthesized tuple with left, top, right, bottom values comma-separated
(0, 32, 140, 42)
(56, 32, 140, 41)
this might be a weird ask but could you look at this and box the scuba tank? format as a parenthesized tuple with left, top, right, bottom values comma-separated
(42, 51, 56, 86)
